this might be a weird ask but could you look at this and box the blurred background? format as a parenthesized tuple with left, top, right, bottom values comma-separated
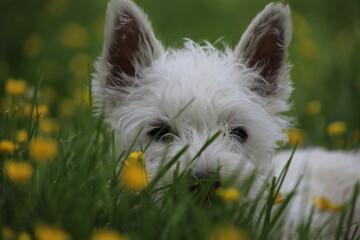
(0, 0, 359, 149)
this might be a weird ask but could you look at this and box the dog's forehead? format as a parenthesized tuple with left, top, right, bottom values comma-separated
(156, 46, 241, 85)
(135, 49, 260, 126)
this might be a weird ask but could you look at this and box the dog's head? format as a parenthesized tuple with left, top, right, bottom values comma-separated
(93, 0, 292, 187)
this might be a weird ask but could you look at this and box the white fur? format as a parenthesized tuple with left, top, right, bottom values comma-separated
(93, 0, 360, 237)
(274, 149, 360, 236)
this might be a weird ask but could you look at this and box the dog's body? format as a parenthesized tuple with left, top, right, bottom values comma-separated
(93, 0, 360, 237)
(274, 148, 360, 234)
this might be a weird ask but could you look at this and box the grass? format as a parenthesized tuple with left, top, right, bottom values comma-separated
(0, 0, 359, 239)
(0, 86, 359, 239)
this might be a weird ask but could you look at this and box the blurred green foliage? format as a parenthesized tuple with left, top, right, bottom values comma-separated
(0, 0, 359, 142)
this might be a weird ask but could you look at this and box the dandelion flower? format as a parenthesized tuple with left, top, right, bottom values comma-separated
(42, 87, 58, 104)
(35, 224, 70, 240)
(17, 130, 28, 142)
(58, 99, 75, 117)
(211, 226, 249, 240)
(46, 0, 69, 16)
(40, 119, 60, 134)
(306, 100, 321, 116)
(0, 140, 16, 154)
(124, 151, 145, 167)
(29, 138, 58, 162)
(312, 196, 341, 212)
(292, 12, 310, 35)
(215, 188, 241, 203)
(298, 38, 318, 60)
(286, 129, 304, 145)
(69, 53, 90, 77)
(2, 226, 15, 240)
(4, 160, 33, 184)
(5, 78, 27, 97)
(74, 89, 91, 106)
(273, 190, 285, 205)
(120, 165, 148, 191)
(354, 129, 360, 144)
(327, 122, 347, 136)
(18, 232, 31, 240)
(24, 104, 49, 119)
(59, 23, 88, 49)
(91, 229, 125, 240)
(120, 152, 148, 191)
(23, 34, 44, 57)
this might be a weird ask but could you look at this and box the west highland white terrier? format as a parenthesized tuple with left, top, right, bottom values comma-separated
(93, 0, 360, 236)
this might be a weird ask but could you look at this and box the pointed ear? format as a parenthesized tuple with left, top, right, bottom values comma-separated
(234, 3, 292, 97)
(93, 0, 163, 108)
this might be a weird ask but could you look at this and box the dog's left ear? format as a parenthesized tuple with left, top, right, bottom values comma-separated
(234, 2, 292, 98)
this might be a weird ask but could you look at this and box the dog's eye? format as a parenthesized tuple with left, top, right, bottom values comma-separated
(147, 123, 172, 142)
(230, 127, 248, 143)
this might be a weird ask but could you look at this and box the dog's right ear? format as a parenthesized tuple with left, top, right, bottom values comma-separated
(93, 0, 163, 111)
(234, 2, 292, 99)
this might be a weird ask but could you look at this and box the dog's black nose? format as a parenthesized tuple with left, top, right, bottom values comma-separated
(189, 172, 221, 193)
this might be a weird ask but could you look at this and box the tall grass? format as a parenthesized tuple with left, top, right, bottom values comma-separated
(0, 82, 359, 239)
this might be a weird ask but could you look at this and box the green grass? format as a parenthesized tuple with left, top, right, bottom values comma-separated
(0, 0, 359, 239)
(0, 82, 359, 239)
(0, 102, 359, 239)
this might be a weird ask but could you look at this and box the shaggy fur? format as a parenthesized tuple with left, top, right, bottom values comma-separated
(93, 0, 360, 237)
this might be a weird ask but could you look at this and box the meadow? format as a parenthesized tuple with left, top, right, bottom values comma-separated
(0, 0, 360, 239)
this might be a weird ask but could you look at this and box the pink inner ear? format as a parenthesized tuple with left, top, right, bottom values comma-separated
(244, 19, 286, 96)
(107, 10, 146, 88)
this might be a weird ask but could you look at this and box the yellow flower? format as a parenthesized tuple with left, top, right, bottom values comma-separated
(354, 129, 360, 144)
(312, 196, 342, 212)
(286, 129, 304, 145)
(4, 160, 33, 184)
(2, 226, 15, 240)
(120, 165, 148, 191)
(273, 190, 285, 205)
(124, 152, 145, 167)
(59, 23, 88, 49)
(92, 15, 105, 39)
(23, 34, 44, 57)
(215, 188, 241, 203)
(306, 100, 321, 116)
(0, 140, 16, 154)
(29, 138, 58, 162)
(120, 152, 148, 191)
(211, 226, 249, 240)
(24, 104, 49, 119)
(292, 12, 310, 35)
(58, 99, 75, 117)
(74, 89, 91, 106)
(40, 119, 60, 134)
(298, 38, 318, 60)
(69, 53, 90, 76)
(91, 229, 125, 240)
(42, 87, 58, 104)
(17, 130, 28, 142)
(327, 122, 347, 136)
(18, 232, 31, 240)
(5, 79, 27, 97)
(46, 0, 69, 16)
(35, 224, 70, 240)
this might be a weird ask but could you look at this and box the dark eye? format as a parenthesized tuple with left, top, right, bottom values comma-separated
(147, 122, 172, 142)
(230, 127, 248, 143)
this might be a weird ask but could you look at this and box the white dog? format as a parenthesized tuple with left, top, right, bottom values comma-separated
(93, 0, 360, 237)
